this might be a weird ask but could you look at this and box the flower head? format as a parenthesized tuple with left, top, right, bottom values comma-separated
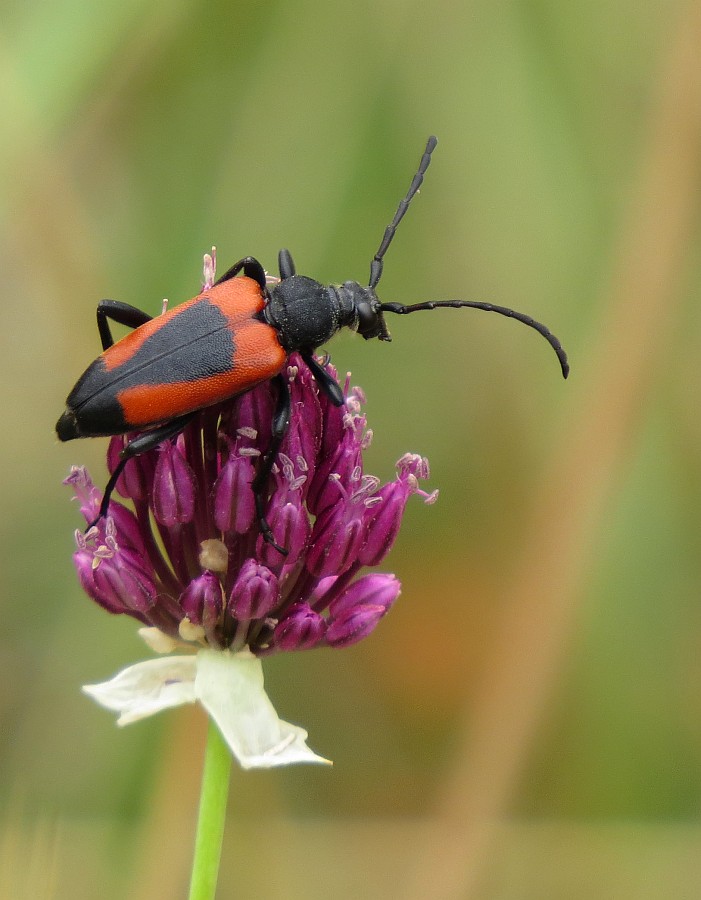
(66, 377, 435, 656)
(66, 250, 437, 766)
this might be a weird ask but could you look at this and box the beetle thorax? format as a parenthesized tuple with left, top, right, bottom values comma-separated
(266, 275, 391, 351)
(264, 276, 353, 351)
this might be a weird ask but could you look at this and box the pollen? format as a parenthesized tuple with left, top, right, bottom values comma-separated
(199, 539, 229, 574)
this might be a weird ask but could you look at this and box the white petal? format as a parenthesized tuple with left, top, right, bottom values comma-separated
(194, 649, 332, 769)
(82, 649, 332, 769)
(83, 656, 198, 725)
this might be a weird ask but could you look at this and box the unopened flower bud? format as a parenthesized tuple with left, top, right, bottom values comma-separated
(107, 436, 148, 501)
(229, 560, 279, 621)
(326, 604, 388, 648)
(274, 603, 326, 651)
(329, 574, 401, 618)
(214, 453, 256, 533)
(180, 571, 223, 626)
(152, 439, 196, 525)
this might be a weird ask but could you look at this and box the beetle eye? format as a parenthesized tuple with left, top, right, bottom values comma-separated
(355, 299, 391, 341)
(356, 300, 380, 337)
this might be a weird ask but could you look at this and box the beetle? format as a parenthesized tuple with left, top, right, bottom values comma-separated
(57, 136, 569, 553)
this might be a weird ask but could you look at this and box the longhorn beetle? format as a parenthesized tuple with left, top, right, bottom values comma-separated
(57, 136, 569, 553)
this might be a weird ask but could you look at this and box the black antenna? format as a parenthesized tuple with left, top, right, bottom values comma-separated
(380, 299, 570, 378)
(369, 136, 438, 290)
(366, 135, 568, 378)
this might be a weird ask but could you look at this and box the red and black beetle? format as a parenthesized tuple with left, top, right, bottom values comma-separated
(57, 136, 569, 552)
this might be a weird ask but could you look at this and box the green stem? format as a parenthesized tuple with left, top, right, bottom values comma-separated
(188, 719, 232, 900)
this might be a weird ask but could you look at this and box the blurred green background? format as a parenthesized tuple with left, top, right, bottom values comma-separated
(3, 0, 701, 897)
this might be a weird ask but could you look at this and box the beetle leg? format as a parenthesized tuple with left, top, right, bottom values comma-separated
(251, 374, 290, 555)
(88, 413, 195, 528)
(96, 300, 153, 351)
(214, 256, 267, 292)
(301, 351, 345, 406)
(278, 249, 296, 279)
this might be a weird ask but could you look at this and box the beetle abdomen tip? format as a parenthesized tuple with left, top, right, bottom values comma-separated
(56, 409, 80, 442)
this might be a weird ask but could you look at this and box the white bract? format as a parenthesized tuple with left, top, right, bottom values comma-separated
(83, 633, 331, 769)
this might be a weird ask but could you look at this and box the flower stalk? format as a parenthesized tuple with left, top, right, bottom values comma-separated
(188, 719, 231, 900)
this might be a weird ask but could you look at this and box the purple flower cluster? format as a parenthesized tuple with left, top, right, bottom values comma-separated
(66, 355, 437, 655)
